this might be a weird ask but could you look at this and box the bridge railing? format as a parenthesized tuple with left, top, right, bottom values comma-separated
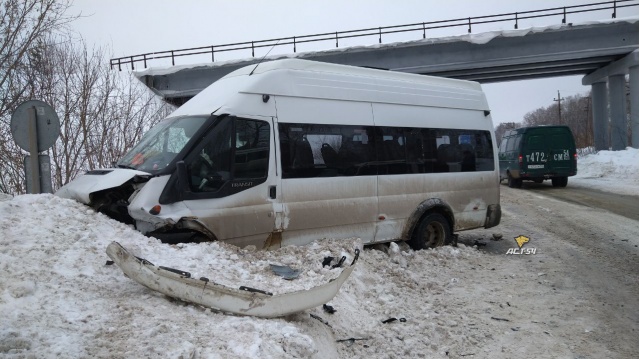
(110, 0, 639, 71)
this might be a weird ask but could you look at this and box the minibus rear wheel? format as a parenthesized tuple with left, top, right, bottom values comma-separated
(409, 213, 452, 250)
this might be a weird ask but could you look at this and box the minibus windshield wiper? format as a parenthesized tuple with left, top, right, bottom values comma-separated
(116, 164, 137, 170)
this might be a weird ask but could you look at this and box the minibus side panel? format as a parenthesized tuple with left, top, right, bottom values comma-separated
(372, 103, 499, 240)
(274, 96, 378, 245)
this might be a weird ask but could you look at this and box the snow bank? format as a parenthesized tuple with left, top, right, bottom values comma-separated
(572, 147, 639, 195)
(0, 194, 492, 358)
(2, 143, 637, 357)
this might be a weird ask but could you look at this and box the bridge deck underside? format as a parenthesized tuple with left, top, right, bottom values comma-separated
(137, 21, 639, 107)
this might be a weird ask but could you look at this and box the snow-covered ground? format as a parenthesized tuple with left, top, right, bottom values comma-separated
(0, 148, 637, 358)
(571, 147, 639, 196)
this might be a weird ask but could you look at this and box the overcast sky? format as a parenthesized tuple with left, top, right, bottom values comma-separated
(68, 0, 635, 126)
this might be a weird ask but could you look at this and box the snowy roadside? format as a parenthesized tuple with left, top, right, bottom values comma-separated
(0, 148, 637, 358)
(2, 191, 636, 358)
(572, 147, 639, 196)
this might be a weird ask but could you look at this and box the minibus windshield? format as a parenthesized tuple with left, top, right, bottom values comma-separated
(117, 116, 208, 172)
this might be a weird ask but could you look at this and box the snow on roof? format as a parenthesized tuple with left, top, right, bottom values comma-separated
(133, 16, 639, 78)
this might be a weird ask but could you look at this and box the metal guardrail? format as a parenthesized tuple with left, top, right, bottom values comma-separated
(110, 0, 639, 71)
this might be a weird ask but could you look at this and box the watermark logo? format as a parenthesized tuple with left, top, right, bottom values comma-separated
(507, 235, 537, 255)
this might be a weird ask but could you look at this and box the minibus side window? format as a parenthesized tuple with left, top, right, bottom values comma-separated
(278, 123, 376, 178)
(378, 127, 494, 174)
(279, 124, 494, 177)
(187, 117, 270, 194)
(376, 126, 407, 175)
(188, 119, 233, 192)
(234, 119, 270, 179)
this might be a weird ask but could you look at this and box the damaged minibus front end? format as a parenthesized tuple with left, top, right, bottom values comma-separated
(56, 115, 216, 242)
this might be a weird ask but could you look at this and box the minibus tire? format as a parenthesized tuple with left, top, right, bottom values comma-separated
(409, 213, 452, 250)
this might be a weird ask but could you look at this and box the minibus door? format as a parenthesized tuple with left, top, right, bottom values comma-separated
(179, 115, 279, 249)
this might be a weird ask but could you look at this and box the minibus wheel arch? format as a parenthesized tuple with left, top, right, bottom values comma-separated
(151, 218, 219, 243)
(402, 199, 454, 245)
(175, 218, 218, 240)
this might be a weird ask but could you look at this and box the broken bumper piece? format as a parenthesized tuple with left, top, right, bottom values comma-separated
(106, 241, 359, 318)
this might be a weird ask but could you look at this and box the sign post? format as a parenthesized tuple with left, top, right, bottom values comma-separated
(27, 107, 41, 193)
(11, 100, 60, 194)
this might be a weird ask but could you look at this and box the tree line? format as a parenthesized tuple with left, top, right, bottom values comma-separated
(494, 93, 594, 148)
(0, 0, 172, 195)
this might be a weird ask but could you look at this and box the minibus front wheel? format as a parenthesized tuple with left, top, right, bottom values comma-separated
(409, 213, 452, 250)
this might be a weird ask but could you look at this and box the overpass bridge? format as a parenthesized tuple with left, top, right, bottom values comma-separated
(113, 1, 639, 150)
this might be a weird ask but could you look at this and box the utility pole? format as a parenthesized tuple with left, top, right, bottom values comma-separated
(553, 90, 564, 125)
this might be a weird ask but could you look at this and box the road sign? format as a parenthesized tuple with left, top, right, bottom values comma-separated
(11, 100, 59, 194)
(10, 100, 60, 152)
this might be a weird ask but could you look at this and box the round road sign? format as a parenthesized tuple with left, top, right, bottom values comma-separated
(10, 100, 61, 152)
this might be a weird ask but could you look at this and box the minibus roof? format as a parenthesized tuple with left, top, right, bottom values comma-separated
(170, 59, 489, 117)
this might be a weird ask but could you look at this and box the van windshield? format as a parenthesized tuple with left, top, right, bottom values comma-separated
(117, 116, 208, 172)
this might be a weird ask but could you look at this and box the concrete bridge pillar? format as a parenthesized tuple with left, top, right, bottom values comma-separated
(591, 81, 609, 151)
(630, 65, 639, 148)
(608, 75, 628, 150)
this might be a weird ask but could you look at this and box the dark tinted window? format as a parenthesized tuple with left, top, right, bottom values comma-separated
(279, 123, 494, 178)
(513, 135, 522, 151)
(279, 123, 376, 178)
(526, 135, 544, 150)
(377, 127, 494, 174)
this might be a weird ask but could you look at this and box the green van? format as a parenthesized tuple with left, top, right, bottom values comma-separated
(498, 125, 577, 188)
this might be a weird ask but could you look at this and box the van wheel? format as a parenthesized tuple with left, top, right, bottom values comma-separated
(409, 213, 452, 250)
(552, 177, 568, 187)
(507, 174, 522, 188)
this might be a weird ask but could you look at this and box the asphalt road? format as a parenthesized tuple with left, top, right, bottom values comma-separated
(507, 181, 639, 222)
(470, 184, 639, 357)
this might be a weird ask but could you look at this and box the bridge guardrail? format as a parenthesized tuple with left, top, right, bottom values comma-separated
(110, 0, 639, 71)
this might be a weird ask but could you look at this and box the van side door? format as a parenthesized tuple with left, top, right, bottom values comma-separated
(180, 115, 278, 248)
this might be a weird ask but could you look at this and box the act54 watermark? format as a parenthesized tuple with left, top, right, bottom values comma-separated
(506, 235, 537, 255)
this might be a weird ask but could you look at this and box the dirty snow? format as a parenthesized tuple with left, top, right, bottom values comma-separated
(0, 147, 637, 358)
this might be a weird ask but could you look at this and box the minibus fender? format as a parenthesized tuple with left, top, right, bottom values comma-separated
(402, 198, 455, 241)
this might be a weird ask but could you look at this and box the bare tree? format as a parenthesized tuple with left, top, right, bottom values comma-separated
(26, 36, 172, 189)
(1, 30, 172, 194)
(521, 93, 594, 149)
(0, 0, 74, 117)
(494, 122, 520, 143)
(0, 0, 76, 193)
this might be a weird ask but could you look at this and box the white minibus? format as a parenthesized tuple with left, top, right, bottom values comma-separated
(57, 59, 501, 250)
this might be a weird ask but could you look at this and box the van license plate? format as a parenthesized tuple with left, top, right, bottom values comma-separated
(528, 164, 544, 169)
